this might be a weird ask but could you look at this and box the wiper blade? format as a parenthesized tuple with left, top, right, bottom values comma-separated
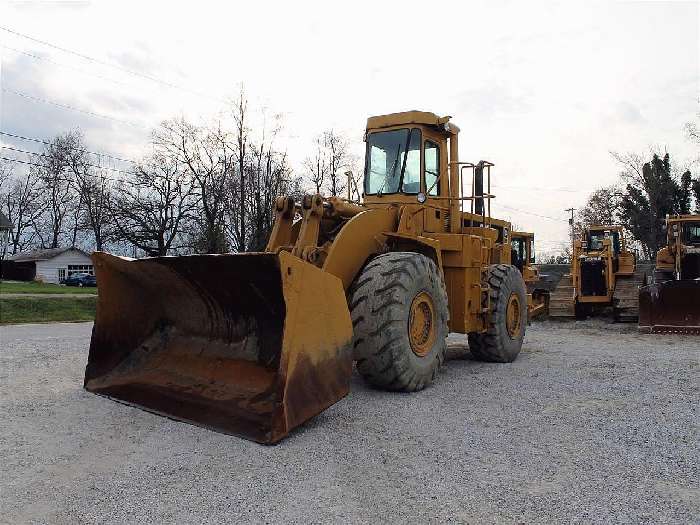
(377, 148, 401, 197)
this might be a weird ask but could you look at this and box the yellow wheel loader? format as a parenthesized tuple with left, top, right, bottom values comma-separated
(549, 226, 645, 321)
(84, 111, 528, 444)
(511, 231, 548, 319)
(639, 215, 700, 334)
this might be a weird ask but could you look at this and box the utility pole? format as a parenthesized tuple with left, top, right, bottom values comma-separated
(565, 208, 576, 248)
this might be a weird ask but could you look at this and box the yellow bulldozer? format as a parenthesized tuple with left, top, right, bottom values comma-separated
(549, 225, 645, 321)
(639, 214, 700, 333)
(511, 231, 548, 319)
(84, 111, 529, 444)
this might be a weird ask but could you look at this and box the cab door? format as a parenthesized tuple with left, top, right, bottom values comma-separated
(423, 134, 448, 232)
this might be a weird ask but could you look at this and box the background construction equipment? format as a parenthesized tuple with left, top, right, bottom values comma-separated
(549, 225, 645, 321)
(511, 231, 549, 319)
(639, 214, 700, 333)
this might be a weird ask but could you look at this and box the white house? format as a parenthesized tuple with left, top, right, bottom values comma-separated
(3, 248, 93, 284)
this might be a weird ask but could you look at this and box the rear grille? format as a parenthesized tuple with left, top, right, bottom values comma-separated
(581, 260, 607, 296)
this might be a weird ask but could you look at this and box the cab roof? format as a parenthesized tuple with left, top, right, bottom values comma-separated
(366, 111, 459, 133)
(589, 225, 623, 232)
(667, 214, 700, 223)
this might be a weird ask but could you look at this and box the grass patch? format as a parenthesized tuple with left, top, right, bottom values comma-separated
(0, 296, 97, 324)
(0, 280, 97, 295)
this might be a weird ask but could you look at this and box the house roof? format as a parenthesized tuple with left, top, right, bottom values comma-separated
(0, 211, 12, 230)
(5, 247, 91, 262)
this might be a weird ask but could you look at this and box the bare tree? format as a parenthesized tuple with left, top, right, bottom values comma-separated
(1, 163, 43, 254)
(77, 168, 112, 251)
(232, 88, 248, 251)
(58, 135, 115, 251)
(222, 109, 302, 251)
(111, 154, 196, 256)
(575, 185, 623, 232)
(324, 130, 350, 197)
(154, 118, 232, 253)
(32, 132, 85, 248)
(303, 129, 351, 196)
(304, 135, 328, 194)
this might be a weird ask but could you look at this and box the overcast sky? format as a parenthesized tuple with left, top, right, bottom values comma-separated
(1, 0, 697, 252)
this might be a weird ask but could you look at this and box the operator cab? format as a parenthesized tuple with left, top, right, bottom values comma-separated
(511, 233, 536, 273)
(682, 222, 700, 246)
(584, 228, 621, 255)
(364, 124, 443, 199)
(362, 111, 496, 236)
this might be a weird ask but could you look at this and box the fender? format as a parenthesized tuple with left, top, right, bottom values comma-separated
(383, 232, 444, 276)
(322, 207, 398, 290)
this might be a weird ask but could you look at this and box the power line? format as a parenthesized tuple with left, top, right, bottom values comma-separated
(1, 156, 44, 168)
(0, 25, 226, 103)
(498, 203, 568, 222)
(2, 87, 151, 130)
(1, 44, 132, 88)
(0, 130, 135, 164)
(0, 146, 132, 175)
(492, 183, 587, 194)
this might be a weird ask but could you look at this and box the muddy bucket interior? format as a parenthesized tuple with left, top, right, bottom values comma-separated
(639, 280, 700, 334)
(85, 251, 353, 444)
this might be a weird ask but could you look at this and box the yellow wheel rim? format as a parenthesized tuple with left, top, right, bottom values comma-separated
(506, 293, 522, 339)
(409, 291, 436, 357)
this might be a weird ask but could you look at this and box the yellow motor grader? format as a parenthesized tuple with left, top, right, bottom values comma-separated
(639, 215, 700, 333)
(84, 111, 528, 444)
(549, 225, 644, 321)
(511, 231, 548, 319)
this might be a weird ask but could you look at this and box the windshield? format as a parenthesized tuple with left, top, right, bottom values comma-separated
(511, 238, 525, 262)
(364, 128, 421, 195)
(684, 223, 700, 245)
(587, 230, 620, 253)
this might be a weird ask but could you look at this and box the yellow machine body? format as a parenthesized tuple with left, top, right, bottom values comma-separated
(639, 215, 700, 334)
(511, 231, 548, 319)
(85, 110, 528, 443)
(549, 225, 643, 320)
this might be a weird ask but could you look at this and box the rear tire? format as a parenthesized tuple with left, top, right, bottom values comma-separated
(468, 264, 527, 363)
(349, 252, 449, 391)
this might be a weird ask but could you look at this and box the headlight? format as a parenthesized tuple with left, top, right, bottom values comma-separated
(417, 192, 426, 203)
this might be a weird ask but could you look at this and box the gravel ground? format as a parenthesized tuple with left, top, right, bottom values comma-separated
(1, 321, 698, 524)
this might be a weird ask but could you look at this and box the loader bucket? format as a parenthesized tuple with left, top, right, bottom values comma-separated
(638, 280, 700, 334)
(84, 250, 353, 444)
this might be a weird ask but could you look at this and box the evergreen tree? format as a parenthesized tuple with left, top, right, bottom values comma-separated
(618, 153, 694, 258)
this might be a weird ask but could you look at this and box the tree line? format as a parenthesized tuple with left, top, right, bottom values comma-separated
(2, 94, 696, 263)
(0, 91, 356, 258)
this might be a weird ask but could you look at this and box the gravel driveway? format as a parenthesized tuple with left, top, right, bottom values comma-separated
(1, 321, 698, 524)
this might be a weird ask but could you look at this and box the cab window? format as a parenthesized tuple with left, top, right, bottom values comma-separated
(402, 130, 421, 194)
(684, 223, 700, 245)
(364, 128, 421, 195)
(425, 140, 440, 195)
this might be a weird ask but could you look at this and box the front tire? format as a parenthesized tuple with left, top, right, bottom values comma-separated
(468, 264, 527, 363)
(349, 252, 449, 391)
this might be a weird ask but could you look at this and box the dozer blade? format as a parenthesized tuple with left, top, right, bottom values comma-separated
(638, 280, 700, 334)
(84, 250, 353, 444)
